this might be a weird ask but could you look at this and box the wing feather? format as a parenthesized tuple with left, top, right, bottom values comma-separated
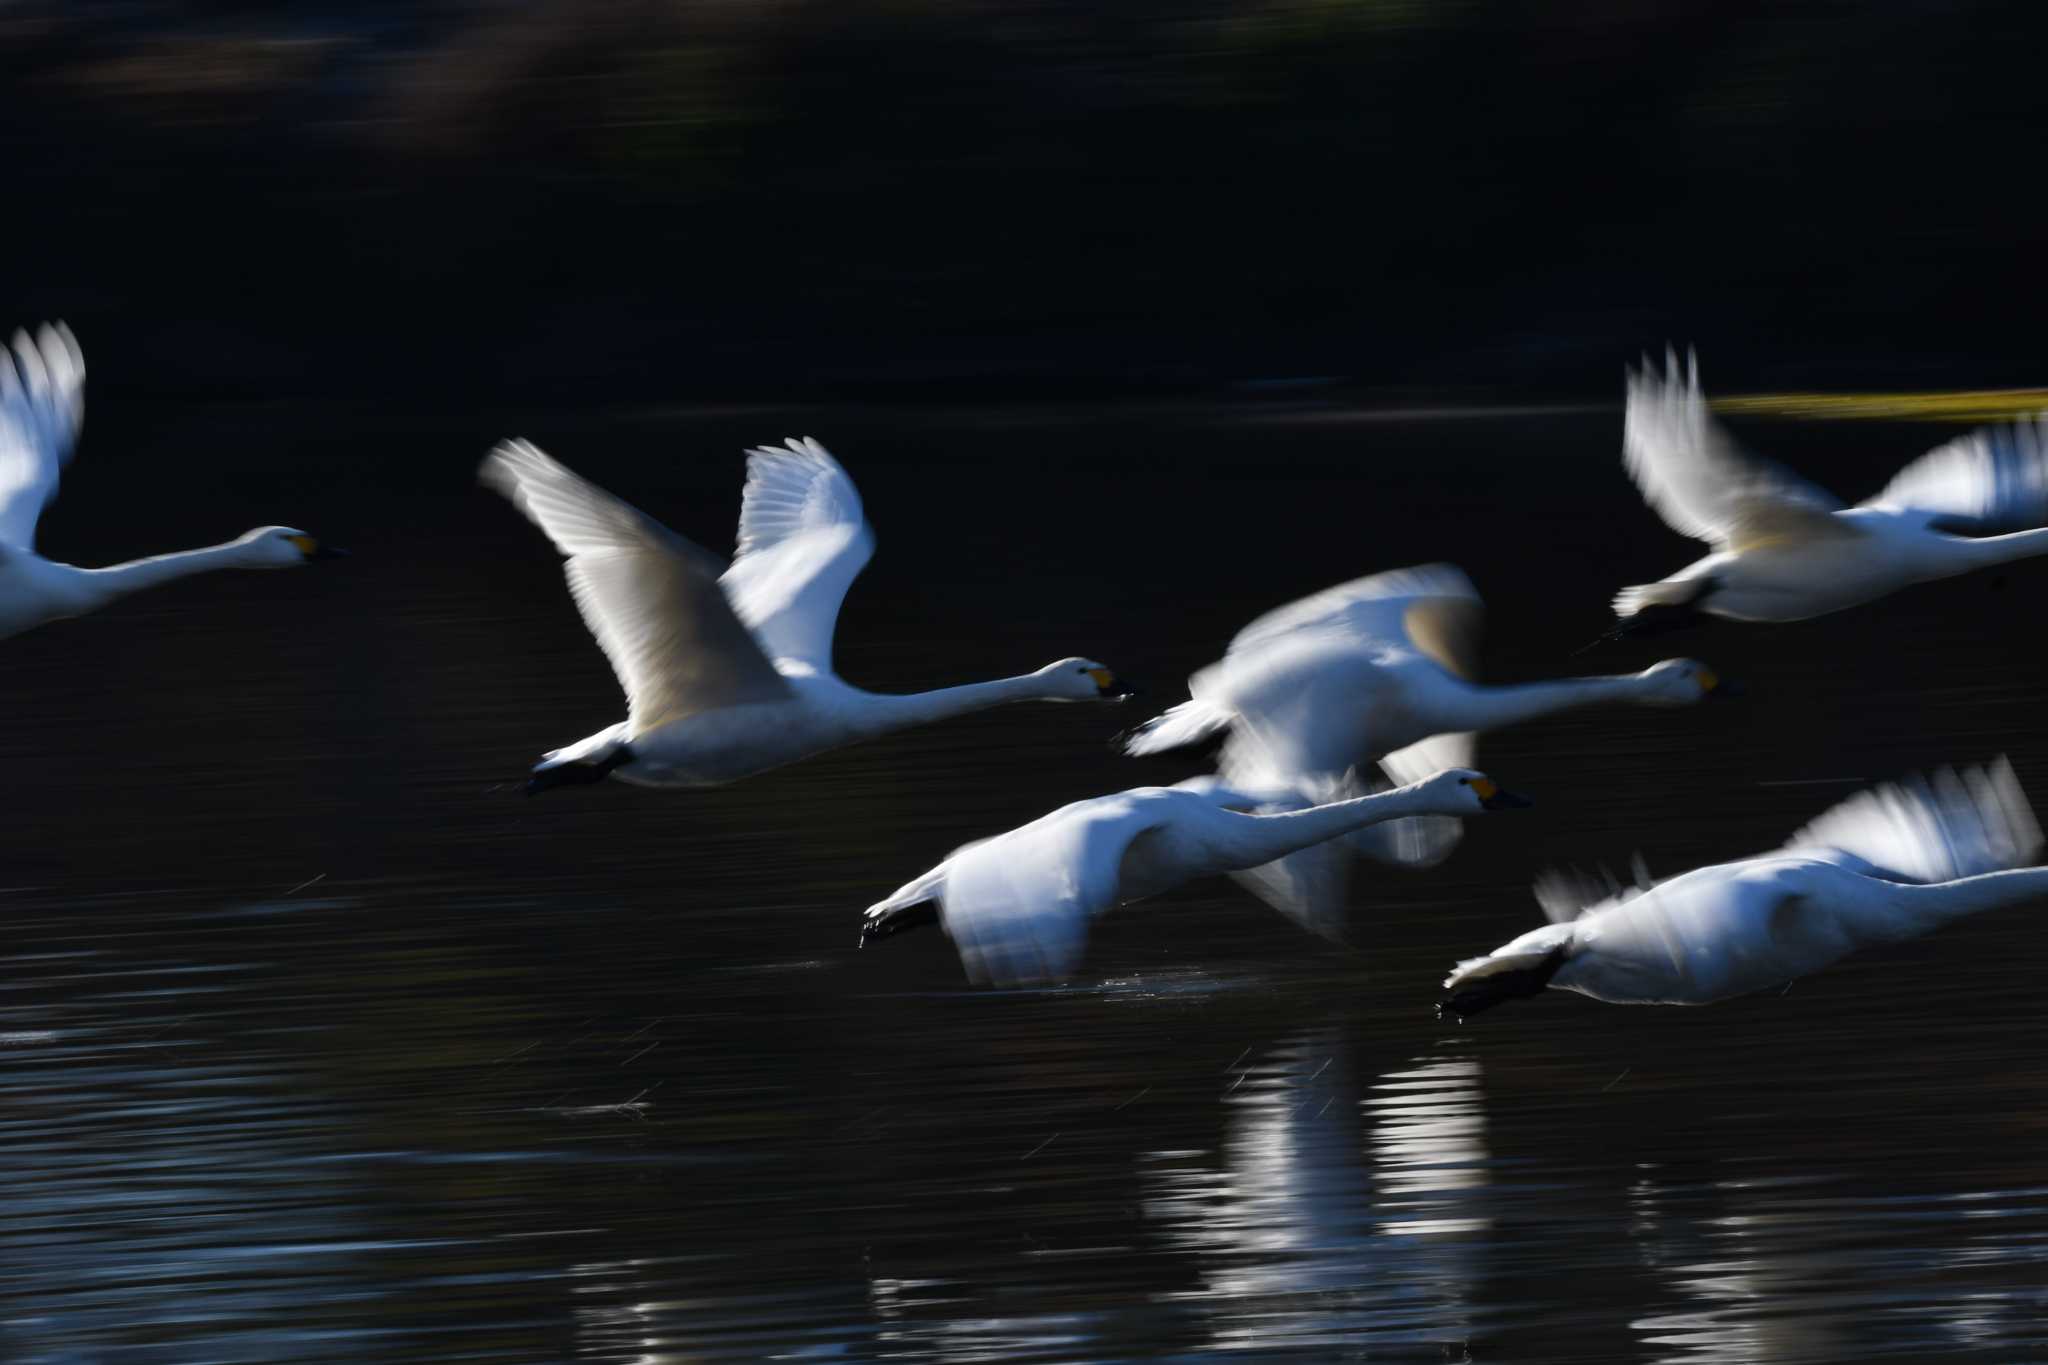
(1782, 757, 2041, 883)
(0, 323, 85, 550)
(481, 440, 789, 732)
(1862, 414, 2048, 532)
(1623, 350, 1850, 551)
(720, 437, 875, 669)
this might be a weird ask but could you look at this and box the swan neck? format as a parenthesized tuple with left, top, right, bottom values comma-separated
(1451, 675, 1640, 729)
(850, 673, 1049, 735)
(82, 540, 258, 597)
(1943, 526, 2048, 568)
(1225, 782, 1448, 868)
(1882, 866, 2048, 927)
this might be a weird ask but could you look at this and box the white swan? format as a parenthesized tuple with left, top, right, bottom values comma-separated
(0, 324, 339, 641)
(1610, 351, 2048, 632)
(860, 766, 1529, 986)
(1121, 564, 1720, 880)
(482, 436, 1132, 791)
(1440, 758, 2047, 1014)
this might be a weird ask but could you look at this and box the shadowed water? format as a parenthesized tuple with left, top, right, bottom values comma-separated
(1, 400, 2045, 1362)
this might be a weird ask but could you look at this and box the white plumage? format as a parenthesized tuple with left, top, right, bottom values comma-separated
(1614, 352, 2048, 625)
(1441, 759, 2048, 1012)
(1122, 564, 1719, 925)
(0, 323, 335, 641)
(863, 768, 1526, 987)
(482, 436, 1130, 790)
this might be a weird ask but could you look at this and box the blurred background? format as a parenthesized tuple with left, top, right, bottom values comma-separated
(5, 6, 2048, 1363)
(6, 0, 2046, 403)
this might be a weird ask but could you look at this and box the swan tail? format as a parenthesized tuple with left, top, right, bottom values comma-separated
(526, 730, 633, 796)
(1119, 699, 1231, 757)
(861, 868, 948, 946)
(1437, 935, 1571, 1019)
(1613, 579, 1701, 618)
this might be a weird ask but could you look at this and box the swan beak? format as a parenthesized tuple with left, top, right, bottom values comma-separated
(1701, 670, 1743, 699)
(289, 535, 349, 561)
(1469, 777, 1533, 810)
(1088, 667, 1139, 700)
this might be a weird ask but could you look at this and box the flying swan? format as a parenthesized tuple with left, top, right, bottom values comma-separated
(861, 767, 1530, 986)
(0, 323, 341, 641)
(1610, 351, 2048, 633)
(481, 437, 1132, 791)
(1439, 757, 2046, 1015)
(1120, 564, 1722, 897)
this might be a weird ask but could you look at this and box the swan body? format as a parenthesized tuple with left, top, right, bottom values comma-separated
(863, 767, 1528, 986)
(482, 437, 1130, 791)
(1122, 564, 1720, 884)
(1441, 758, 2047, 1013)
(1614, 353, 2048, 627)
(0, 325, 336, 641)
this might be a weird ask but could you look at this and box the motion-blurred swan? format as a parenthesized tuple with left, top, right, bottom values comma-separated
(1610, 352, 2048, 633)
(861, 767, 1529, 986)
(483, 437, 1131, 791)
(1440, 758, 2046, 1014)
(0, 324, 339, 641)
(1122, 564, 1719, 885)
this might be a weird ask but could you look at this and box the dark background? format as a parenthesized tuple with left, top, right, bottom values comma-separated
(4, 1, 2043, 405)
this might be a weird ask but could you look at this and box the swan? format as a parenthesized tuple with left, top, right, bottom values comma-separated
(1121, 564, 1722, 881)
(0, 323, 340, 641)
(481, 436, 1132, 792)
(1439, 757, 2047, 1015)
(861, 766, 1530, 986)
(1609, 351, 2048, 633)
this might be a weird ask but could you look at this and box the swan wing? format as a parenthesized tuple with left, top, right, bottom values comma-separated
(938, 792, 1170, 986)
(481, 440, 790, 732)
(1862, 414, 2048, 531)
(1782, 757, 2042, 883)
(1624, 350, 1850, 551)
(719, 437, 875, 669)
(1362, 729, 1477, 868)
(1200, 564, 1479, 780)
(0, 323, 85, 551)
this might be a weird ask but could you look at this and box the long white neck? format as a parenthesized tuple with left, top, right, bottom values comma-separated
(78, 540, 265, 602)
(1871, 866, 2048, 938)
(1443, 674, 1655, 731)
(1215, 781, 1467, 872)
(1938, 527, 2048, 571)
(847, 673, 1066, 737)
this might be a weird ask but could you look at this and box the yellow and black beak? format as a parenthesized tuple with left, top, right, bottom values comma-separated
(1468, 776, 1533, 810)
(1086, 667, 1138, 700)
(288, 535, 349, 561)
(1698, 668, 1743, 699)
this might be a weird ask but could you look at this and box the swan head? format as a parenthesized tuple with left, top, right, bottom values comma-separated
(236, 526, 347, 568)
(1037, 657, 1137, 702)
(1636, 658, 1725, 705)
(1422, 767, 1533, 813)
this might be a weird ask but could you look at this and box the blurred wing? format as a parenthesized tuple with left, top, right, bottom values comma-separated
(0, 323, 85, 550)
(1532, 865, 1645, 925)
(720, 437, 875, 669)
(1782, 757, 2042, 883)
(1862, 415, 2048, 531)
(939, 793, 1168, 986)
(1203, 564, 1480, 780)
(1624, 350, 1849, 551)
(1360, 729, 1480, 868)
(481, 440, 790, 731)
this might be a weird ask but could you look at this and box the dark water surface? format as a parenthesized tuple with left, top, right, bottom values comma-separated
(3, 401, 2045, 1362)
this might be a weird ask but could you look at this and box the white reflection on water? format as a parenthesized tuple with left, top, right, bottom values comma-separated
(1143, 1028, 1489, 1354)
(1628, 1170, 2048, 1363)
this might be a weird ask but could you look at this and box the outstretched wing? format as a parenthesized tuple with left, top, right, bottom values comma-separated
(1782, 757, 2041, 883)
(719, 437, 875, 669)
(1862, 414, 2048, 532)
(1204, 564, 1482, 781)
(1364, 729, 1478, 868)
(481, 440, 790, 732)
(0, 323, 85, 551)
(1624, 350, 1851, 552)
(938, 792, 1170, 986)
